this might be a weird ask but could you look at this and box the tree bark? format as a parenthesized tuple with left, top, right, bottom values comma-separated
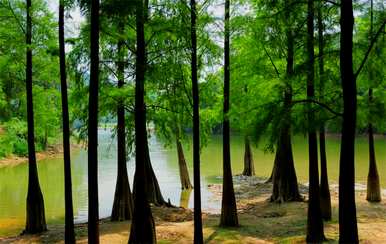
(242, 136, 255, 176)
(317, 1, 332, 221)
(59, 1, 75, 241)
(111, 24, 134, 221)
(270, 0, 301, 203)
(190, 0, 204, 242)
(88, 0, 100, 242)
(306, 0, 325, 241)
(180, 189, 192, 208)
(220, 0, 239, 227)
(24, 0, 47, 234)
(128, 0, 156, 242)
(176, 135, 193, 190)
(339, 0, 359, 242)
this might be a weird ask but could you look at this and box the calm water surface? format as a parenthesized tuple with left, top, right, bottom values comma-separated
(0, 130, 385, 236)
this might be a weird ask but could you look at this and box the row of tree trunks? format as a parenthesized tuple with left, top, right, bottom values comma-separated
(58, 0, 75, 241)
(24, 0, 47, 234)
(128, 0, 156, 242)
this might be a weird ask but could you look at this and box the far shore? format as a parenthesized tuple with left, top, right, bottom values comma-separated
(0, 143, 82, 168)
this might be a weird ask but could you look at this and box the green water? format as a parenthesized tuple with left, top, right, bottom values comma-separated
(0, 130, 385, 236)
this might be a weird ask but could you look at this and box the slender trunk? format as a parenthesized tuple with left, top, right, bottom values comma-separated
(191, 0, 203, 242)
(242, 136, 255, 176)
(24, 0, 47, 234)
(306, 0, 325, 241)
(176, 134, 193, 190)
(339, 0, 358, 242)
(366, 98, 381, 202)
(59, 1, 75, 241)
(319, 128, 332, 220)
(88, 0, 100, 242)
(366, 0, 381, 203)
(220, 0, 238, 227)
(318, 1, 332, 221)
(111, 24, 134, 221)
(270, 0, 301, 202)
(128, 0, 156, 242)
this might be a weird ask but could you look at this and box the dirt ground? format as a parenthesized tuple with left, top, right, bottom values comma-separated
(1, 176, 386, 243)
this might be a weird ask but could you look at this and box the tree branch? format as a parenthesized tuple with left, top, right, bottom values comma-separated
(354, 20, 386, 79)
(292, 99, 343, 116)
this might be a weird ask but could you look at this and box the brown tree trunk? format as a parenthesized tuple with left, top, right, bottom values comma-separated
(128, 0, 156, 242)
(59, 0, 75, 241)
(220, 0, 239, 227)
(176, 135, 193, 190)
(191, 0, 204, 241)
(306, 0, 325, 240)
(242, 136, 255, 176)
(366, 115, 381, 202)
(339, 0, 359, 242)
(365, 0, 381, 203)
(317, 1, 332, 221)
(270, 0, 301, 202)
(111, 25, 134, 221)
(88, 0, 100, 242)
(24, 0, 47, 234)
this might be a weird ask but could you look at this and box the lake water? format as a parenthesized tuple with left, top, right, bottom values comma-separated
(0, 130, 385, 236)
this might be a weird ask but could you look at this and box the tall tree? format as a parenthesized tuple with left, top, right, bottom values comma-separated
(128, 0, 156, 242)
(88, 0, 100, 242)
(111, 22, 134, 221)
(191, 0, 204, 242)
(305, 0, 325, 241)
(176, 128, 193, 190)
(220, 0, 239, 227)
(24, 0, 47, 234)
(270, 0, 302, 202)
(366, 0, 381, 203)
(59, 0, 75, 242)
(339, 0, 359, 242)
(317, 1, 332, 221)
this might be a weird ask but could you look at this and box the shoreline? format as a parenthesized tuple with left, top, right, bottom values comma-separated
(0, 143, 82, 168)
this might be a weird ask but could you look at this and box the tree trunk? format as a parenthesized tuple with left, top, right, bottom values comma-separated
(242, 136, 255, 176)
(176, 135, 193, 190)
(88, 0, 100, 242)
(24, 0, 47, 234)
(339, 0, 359, 242)
(59, 1, 75, 241)
(365, 0, 381, 203)
(306, 0, 325, 241)
(317, 2, 332, 221)
(191, 0, 204, 242)
(128, 0, 156, 242)
(270, 0, 301, 203)
(180, 189, 192, 208)
(366, 114, 381, 202)
(111, 25, 134, 221)
(220, 0, 239, 227)
(319, 128, 332, 220)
